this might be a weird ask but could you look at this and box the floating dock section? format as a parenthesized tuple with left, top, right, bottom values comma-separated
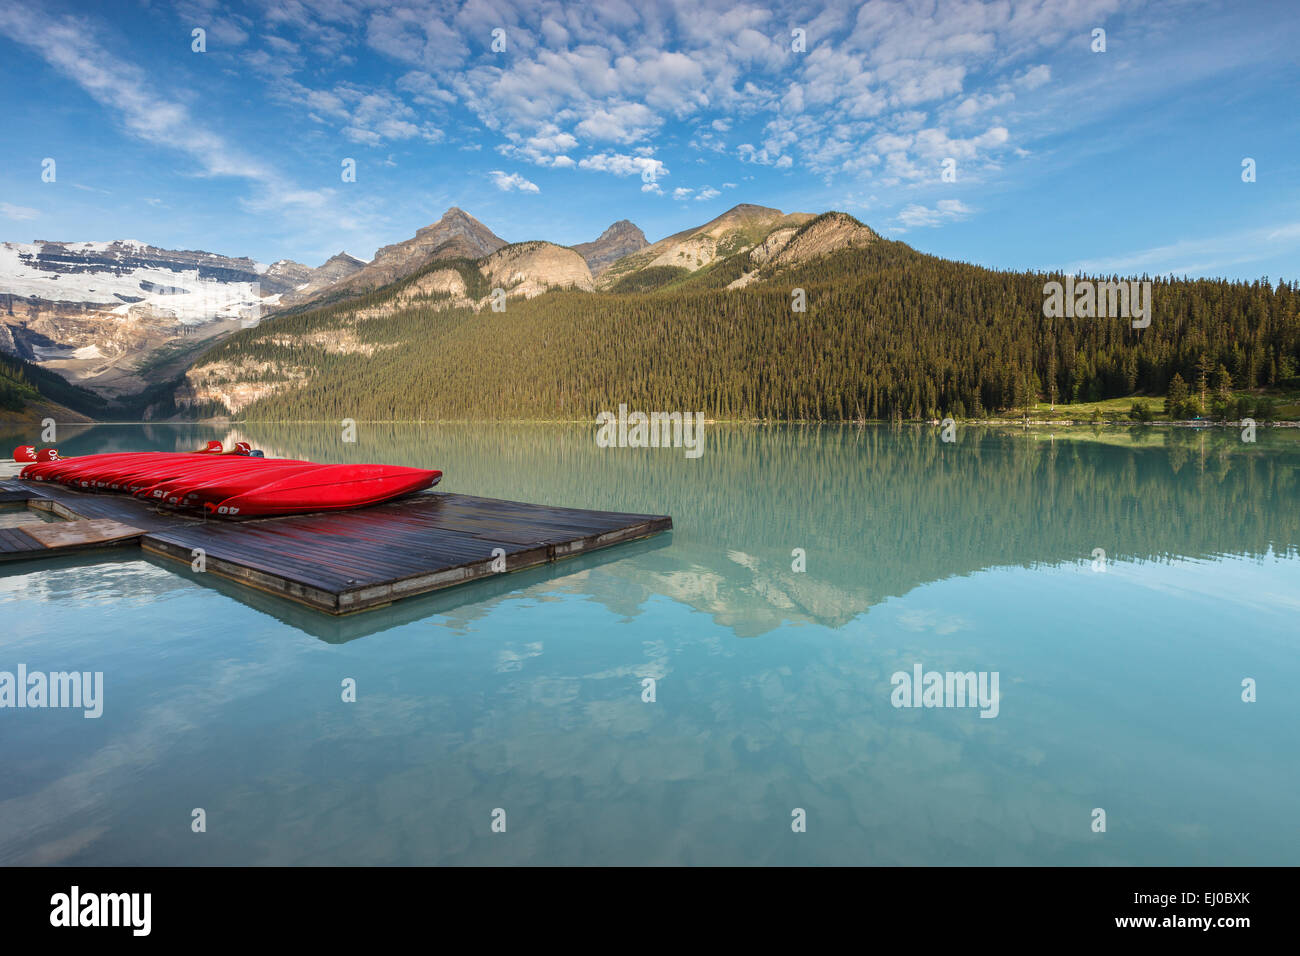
(0, 471, 671, 614)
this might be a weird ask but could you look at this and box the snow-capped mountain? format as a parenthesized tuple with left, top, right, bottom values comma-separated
(0, 240, 364, 398)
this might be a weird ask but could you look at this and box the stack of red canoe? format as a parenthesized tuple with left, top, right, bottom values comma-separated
(19, 451, 442, 518)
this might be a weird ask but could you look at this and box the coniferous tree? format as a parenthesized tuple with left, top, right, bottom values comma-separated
(1167, 372, 1189, 419)
(1215, 364, 1233, 402)
(1195, 354, 1212, 414)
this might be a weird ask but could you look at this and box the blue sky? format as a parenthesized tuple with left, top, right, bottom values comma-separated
(1, 0, 1298, 280)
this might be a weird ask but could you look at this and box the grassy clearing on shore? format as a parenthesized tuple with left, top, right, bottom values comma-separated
(981, 387, 1300, 423)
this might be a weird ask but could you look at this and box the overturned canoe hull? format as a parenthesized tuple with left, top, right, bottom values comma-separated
(21, 452, 442, 518)
(208, 465, 443, 517)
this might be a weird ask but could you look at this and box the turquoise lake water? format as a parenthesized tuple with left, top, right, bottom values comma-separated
(1, 422, 1297, 865)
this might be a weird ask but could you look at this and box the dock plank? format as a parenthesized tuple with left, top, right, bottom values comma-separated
(0, 527, 38, 554)
(1, 478, 671, 613)
(18, 518, 145, 549)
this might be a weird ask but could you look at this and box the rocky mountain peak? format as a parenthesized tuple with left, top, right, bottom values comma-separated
(596, 220, 643, 241)
(408, 207, 506, 259)
(321, 251, 366, 269)
(573, 220, 649, 276)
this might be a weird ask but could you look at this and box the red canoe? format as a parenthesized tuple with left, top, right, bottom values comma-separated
(150, 462, 321, 507)
(21, 452, 441, 517)
(93, 457, 240, 491)
(208, 463, 442, 517)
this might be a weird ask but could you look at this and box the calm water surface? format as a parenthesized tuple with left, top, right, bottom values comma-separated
(1, 422, 1297, 865)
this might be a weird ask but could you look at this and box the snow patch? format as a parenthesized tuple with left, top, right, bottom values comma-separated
(0, 241, 269, 324)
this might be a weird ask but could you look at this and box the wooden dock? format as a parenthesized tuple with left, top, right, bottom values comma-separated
(0, 472, 671, 614)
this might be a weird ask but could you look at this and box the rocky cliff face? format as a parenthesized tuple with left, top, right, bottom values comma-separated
(276, 252, 367, 307)
(572, 220, 648, 276)
(321, 242, 592, 325)
(314, 252, 369, 282)
(597, 204, 814, 288)
(726, 213, 877, 289)
(180, 242, 594, 413)
(263, 259, 316, 290)
(295, 208, 506, 308)
(480, 242, 593, 299)
(348, 267, 472, 319)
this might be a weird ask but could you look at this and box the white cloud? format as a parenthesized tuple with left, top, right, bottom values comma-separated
(695, 187, 721, 201)
(672, 187, 694, 200)
(578, 153, 667, 182)
(1016, 65, 1052, 90)
(738, 143, 792, 167)
(267, 0, 1130, 200)
(395, 70, 457, 107)
(489, 170, 540, 193)
(950, 91, 1014, 120)
(1, 203, 39, 221)
(497, 123, 582, 166)
(688, 129, 728, 153)
(264, 35, 298, 56)
(275, 80, 444, 145)
(0, 6, 269, 182)
(0, 4, 417, 264)
(363, 6, 466, 72)
(575, 102, 661, 144)
(0, 4, 380, 244)
(893, 199, 973, 230)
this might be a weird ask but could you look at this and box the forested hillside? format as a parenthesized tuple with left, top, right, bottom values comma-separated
(0, 350, 100, 421)
(188, 237, 1300, 422)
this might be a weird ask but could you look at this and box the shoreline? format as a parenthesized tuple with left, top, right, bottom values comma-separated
(7, 417, 1298, 428)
